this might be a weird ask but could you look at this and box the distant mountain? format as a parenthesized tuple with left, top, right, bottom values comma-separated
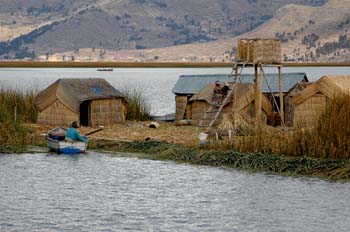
(0, 0, 328, 60)
(70, 0, 348, 63)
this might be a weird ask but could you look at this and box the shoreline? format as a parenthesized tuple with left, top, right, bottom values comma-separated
(9, 137, 348, 182)
(88, 139, 350, 181)
(0, 61, 350, 68)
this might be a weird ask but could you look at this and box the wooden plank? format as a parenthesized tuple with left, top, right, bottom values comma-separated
(254, 64, 259, 122)
(257, 65, 263, 122)
(278, 66, 285, 125)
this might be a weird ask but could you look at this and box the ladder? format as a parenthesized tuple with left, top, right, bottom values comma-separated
(197, 62, 246, 132)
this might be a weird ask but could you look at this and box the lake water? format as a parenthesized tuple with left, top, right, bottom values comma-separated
(0, 67, 349, 115)
(1, 152, 350, 232)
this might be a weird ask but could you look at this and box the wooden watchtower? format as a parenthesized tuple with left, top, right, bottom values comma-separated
(234, 38, 284, 124)
(197, 38, 284, 133)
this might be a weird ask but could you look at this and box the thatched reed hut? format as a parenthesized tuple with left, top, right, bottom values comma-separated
(292, 75, 350, 127)
(172, 73, 308, 122)
(236, 38, 281, 64)
(188, 83, 272, 125)
(35, 78, 126, 127)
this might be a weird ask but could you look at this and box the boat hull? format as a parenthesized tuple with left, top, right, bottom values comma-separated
(46, 136, 88, 154)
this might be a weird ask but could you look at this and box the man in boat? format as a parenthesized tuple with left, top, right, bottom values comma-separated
(66, 121, 88, 142)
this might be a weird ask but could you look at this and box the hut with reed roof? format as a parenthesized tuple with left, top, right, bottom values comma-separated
(292, 75, 350, 127)
(35, 78, 126, 127)
(188, 83, 272, 126)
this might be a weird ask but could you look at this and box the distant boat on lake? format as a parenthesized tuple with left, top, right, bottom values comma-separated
(97, 68, 114, 72)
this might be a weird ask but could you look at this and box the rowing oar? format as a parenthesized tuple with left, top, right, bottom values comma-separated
(84, 126, 104, 136)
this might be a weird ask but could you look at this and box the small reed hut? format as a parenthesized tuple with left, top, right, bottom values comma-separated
(292, 75, 350, 127)
(188, 83, 272, 126)
(35, 78, 126, 127)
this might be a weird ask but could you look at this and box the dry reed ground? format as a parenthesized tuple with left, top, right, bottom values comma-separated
(28, 122, 200, 147)
(28, 122, 296, 156)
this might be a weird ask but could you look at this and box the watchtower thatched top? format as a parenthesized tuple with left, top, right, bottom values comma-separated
(236, 38, 281, 64)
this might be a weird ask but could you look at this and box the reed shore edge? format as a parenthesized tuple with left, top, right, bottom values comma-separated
(2, 138, 349, 181)
(88, 139, 350, 181)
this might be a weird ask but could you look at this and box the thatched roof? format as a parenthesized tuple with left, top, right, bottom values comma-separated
(189, 83, 272, 115)
(172, 73, 308, 95)
(35, 78, 125, 112)
(285, 82, 312, 97)
(293, 75, 350, 106)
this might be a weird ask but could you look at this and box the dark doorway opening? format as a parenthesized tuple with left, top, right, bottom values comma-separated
(272, 96, 281, 112)
(80, 101, 90, 126)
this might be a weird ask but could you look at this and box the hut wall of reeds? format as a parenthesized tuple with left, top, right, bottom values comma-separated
(37, 99, 78, 126)
(89, 98, 126, 127)
(284, 82, 312, 126)
(175, 96, 189, 121)
(236, 38, 281, 64)
(35, 78, 126, 127)
(292, 75, 350, 127)
(294, 94, 327, 127)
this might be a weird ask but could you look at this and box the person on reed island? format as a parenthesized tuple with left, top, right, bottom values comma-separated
(213, 80, 223, 104)
(221, 82, 230, 99)
(65, 121, 88, 142)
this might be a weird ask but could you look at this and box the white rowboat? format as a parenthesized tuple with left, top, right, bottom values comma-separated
(45, 127, 88, 154)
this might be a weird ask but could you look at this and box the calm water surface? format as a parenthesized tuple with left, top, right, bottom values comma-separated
(0, 67, 349, 115)
(1, 152, 350, 232)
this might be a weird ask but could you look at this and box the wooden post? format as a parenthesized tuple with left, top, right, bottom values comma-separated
(233, 66, 239, 114)
(246, 41, 250, 62)
(258, 65, 263, 122)
(278, 66, 284, 125)
(254, 64, 259, 122)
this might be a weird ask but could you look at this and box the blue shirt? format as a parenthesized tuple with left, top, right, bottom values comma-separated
(66, 127, 88, 142)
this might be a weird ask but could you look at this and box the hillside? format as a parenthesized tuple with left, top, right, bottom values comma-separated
(0, 0, 327, 60)
(244, 0, 350, 62)
(46, 0, 350, 63)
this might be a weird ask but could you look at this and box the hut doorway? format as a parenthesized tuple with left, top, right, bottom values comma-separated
(272, 96, 281, 112)
(80, 100, 90, 126)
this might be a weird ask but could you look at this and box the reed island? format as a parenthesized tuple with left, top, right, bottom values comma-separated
(1, 39, 350, 181)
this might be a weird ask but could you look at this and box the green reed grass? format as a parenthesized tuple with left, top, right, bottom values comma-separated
(0, 87, 37, 148)
(121, 87, 151, 121)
